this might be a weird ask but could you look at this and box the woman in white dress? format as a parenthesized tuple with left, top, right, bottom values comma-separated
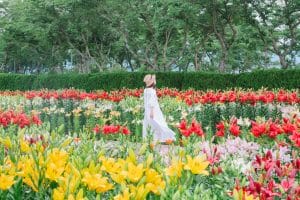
(142, 74, 176, 143)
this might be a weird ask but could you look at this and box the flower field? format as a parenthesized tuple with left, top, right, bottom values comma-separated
(0, 88, 299, 199)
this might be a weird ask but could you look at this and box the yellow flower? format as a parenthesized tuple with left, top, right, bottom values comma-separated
(53, 187, 65, 200)
(129, 184, 150, 200)
(81, 161, 100, 176)
(67, 189, 85, 200)
(184, 155, 209, 175)
(165, 158, 184, 178)
(1, 137, 12, 149)
(61, 163, 81, 194)
(126, 163, 144, 183)
(126, 149, 137, 164)
(100, 157, 127, 184)
(20, 139, 31, 153)
(48, 148, 68, 167)
(233, 188, 259, 200)
(45, 163, 66, 182)
(0, 173, 15, 190)
(110, 172, 126, 184)
(45, 148, 68, 181)
(82, 172, 113, 193)
(145, 168, 165, 194)
(3, 158, 16, 176)
(17, 156, 40, 192)
(114, 188, 130, 200)
(100, 157, 118, 174)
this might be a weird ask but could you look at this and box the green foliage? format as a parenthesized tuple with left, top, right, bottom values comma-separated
(182, 72, 237, 90)
(0, 69, 299, 91)
(235, 69, 300, 90)
(0, 0, 299, 73)
(0, 73, 35, 90)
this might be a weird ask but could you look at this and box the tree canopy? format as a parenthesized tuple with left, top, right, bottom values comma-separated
(0, 0, 299, 73)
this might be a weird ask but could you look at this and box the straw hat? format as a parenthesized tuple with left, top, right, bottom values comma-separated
(143, 74, 155, 86)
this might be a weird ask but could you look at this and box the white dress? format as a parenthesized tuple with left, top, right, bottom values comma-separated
(142, 88, 176, 142)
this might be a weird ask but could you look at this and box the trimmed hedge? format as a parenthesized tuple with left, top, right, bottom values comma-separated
(0, 69, 299, 91)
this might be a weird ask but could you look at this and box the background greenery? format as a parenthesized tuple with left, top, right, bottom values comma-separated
(0, 0, 299, 74)
(0, 69, 299, 91)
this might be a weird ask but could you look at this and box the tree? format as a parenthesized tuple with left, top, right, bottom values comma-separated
(243, 0, 300, 69)
(105, 0, 196, 71)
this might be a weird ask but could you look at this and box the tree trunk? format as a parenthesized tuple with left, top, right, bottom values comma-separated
(127, 58, 134, 72)
(194, 44, 201, 71)
(279, 54, 288, 69)
(219, 50, 227, 72)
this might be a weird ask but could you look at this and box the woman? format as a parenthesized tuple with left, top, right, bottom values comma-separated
(142, 74, 176, 143)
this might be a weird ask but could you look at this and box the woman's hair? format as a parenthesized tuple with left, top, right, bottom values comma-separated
(146, 82, 156, 89)
(144, 74, 156, 88)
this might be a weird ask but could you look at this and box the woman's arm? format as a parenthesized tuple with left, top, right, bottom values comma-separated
(150, 107, 154, 119)
(145, 90, 155, 119)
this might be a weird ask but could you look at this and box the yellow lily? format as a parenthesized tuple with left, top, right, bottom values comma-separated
(233, 188, 259, 200)
(110, 172, 126, 184)
(129, 184, 150, 200)
(45, 148, 68, 181)
(184, 155, 209, 175)
(165, 158, 184, 178)
(145, 168, 165, 194)
(82, 172, 113, 193)
(45, 163, 65, 182)
(67, 188, 86, 200)
(126, 163, 144, 183)
(100, 156, 120, 174)
(114, 188, 130, 200)
(0, 173, 15, 190)
(20, 139, 31, 153)
(53, 186, 65, 200)
(17, 156, 40, 192)
(1, 137, 12, 149)
(3, 157, 16, 176)
(61, 163, 82, 194)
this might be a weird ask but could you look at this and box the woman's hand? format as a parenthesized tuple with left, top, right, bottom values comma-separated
(150, 108, 154, 119)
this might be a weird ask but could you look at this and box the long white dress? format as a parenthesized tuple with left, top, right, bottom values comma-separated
(142, 88, 176, 142)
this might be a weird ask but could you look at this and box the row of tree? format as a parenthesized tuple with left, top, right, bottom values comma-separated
(0, 0, 299, 73)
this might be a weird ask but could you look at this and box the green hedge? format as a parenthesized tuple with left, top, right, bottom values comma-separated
(0, 69, 299, 91)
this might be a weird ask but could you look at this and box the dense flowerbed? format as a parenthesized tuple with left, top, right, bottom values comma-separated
(0, 88, 299, 199)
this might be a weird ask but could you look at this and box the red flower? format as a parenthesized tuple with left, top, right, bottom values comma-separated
(93, 124, 101, 134)
(215, 121, 225, 137)
(251, 121, 266, 137)
(289, 130, 300, 147)
(121, 126, 131, 135)
(178, 119, 187, 130)
(281, 178, 294, 192)
(189, 120, 205, 137)
(181, 129, 192, 137)
(292, 159, 300, 170)
(247, 176, 262, 195)
(282, 119, 296, 134)
(216, 130, 225, 137)
(229, 123, 241, 137)
(31, 115, 42, 126)
(102, 125, 114, 134)
(185, 98, 193, 106)
(268, 121, 282, 139)
(94, 124, 130, 135)
(216, 121, 225, 130)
